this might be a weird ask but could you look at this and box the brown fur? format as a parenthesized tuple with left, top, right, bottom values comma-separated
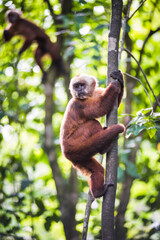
(60, 71, 125, 198)
(3, 10, 64, 82)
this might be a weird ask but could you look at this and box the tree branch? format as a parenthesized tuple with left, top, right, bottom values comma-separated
(138, 27, 160, 73)
(123, 47, 160, 107)
(123, 72, 153, 111)
(128, 0, 147, 20)
(119, 0, 132, 64)
(82, 155, 103, 240)
(44, 0, 57, 23)
(81, 192, 94, 240)
(153, 94, 160, 111)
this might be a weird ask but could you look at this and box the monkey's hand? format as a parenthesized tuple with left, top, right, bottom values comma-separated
(110, 70, 124, 89)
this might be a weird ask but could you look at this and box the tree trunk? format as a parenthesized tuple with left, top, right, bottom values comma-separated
(44, 66, 79, 240)
(102, 1, 123, 239)
(43, 1, 79, 239)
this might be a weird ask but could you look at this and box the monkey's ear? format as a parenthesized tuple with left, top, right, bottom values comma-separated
(90, 75, 99, 87)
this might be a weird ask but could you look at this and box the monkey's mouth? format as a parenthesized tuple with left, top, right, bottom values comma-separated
(77, 93, 87, 99)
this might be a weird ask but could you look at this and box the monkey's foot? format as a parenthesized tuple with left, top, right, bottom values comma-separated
(92, 182, 114, 198)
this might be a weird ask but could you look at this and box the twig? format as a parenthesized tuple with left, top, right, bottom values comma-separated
(138, 27, 160, 71)
(44, 0, 57, 23)
(119, 0, 132, 64)
(123, 72, 153, 114)
(122, 47, 160, 107)
(81, 155, 103, 240)
(81, 192, 94, 240)
(128, 0, 147, 20)
(153, 94, 160, 111)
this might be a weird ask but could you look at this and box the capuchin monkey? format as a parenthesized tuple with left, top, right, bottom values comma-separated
(3, 9, 65, 83)
(60, 70, 125, 198)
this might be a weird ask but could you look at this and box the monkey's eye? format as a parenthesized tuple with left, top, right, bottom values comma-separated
(74, 83, 85, 89)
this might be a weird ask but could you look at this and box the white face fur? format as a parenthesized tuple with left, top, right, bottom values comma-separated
(69, 74, 98, 99)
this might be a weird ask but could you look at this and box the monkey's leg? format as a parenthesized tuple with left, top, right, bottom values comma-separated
(86, 157, 113, 198)
(19, 40, 32, 55)
(34, 46, 47, 83)
(99, 124, 125, 154)
(72, 124, 125, 157)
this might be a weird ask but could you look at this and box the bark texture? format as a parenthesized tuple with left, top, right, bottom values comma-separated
(102, 1, 123, 240)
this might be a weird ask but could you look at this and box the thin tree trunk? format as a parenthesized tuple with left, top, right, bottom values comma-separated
(43, 1, 79, 239)
(102, 1, 123, 239)
(44, 66, 79, 240)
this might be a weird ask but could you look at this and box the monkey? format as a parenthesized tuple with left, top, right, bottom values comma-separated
(3, 9, 64, 83)
(60, 70, 125, 198)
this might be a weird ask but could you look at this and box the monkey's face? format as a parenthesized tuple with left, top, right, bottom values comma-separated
(69, 74, 98, 100)
(3, 29, 13, 41)
(73, 81, 88, 99)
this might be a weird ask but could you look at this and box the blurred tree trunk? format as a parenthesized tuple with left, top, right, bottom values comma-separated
(102, 0, 122, 239)
(115, 3, 160, 238)
(115, 32, 135, 240)
(43, 0, 79, 239)
(44, 68, 79, 240)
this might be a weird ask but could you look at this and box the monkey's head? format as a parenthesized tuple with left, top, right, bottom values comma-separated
(69, 74, 98, 100)
(6, 9, 22, 23)
(3, 10, 22, 42)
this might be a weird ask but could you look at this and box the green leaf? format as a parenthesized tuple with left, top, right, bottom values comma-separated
(126, 23, 130, 33)
(134, 124, 146, 136)
(141, 108, 153, 115)
(21, 179, 33, 191)
(118, 167, 125, 182)
(146, 127, 157, 138)
(126, 124, 146, 138)
(125, 161, 139, 178)
(95, 24, 109, 31)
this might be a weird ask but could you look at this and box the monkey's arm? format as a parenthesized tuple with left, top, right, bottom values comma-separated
(82, 81, 122, 119)
(19, 39, 32, 55)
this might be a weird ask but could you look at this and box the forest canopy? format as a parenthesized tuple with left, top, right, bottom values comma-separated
(0, 0, 160, 240)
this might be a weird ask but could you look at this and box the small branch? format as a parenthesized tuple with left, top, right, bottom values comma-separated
(138, 27, 160, 70)
(44, 0, 57, 23)
(122, 48, 160, 107)
(153, 94, 160, 111)
(123, 72, 153, 113)
(81, 155, 103, 240)
(128, 0, 147, 20)
(119, 0, 132, 64)
(81, 192, 94, 240)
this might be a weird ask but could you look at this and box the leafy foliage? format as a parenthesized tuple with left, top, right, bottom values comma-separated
(126, 108, 160, 139)
(0, 0, 160, 239)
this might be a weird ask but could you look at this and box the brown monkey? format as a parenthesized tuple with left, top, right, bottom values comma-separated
(3, 9, 64, 82)
(60, 70, 125, 198)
